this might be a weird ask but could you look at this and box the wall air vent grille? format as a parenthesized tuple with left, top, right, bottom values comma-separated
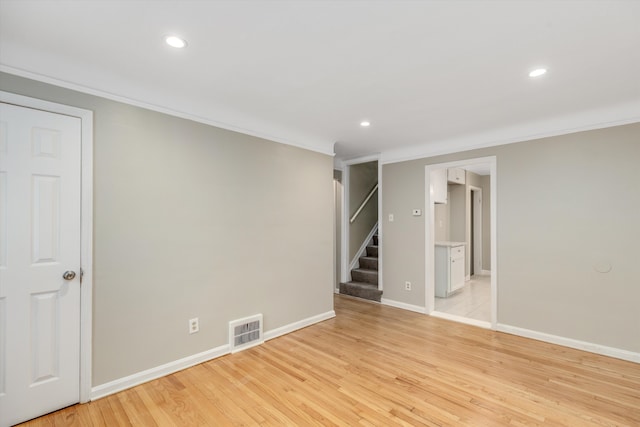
(229, 314, 263, 353)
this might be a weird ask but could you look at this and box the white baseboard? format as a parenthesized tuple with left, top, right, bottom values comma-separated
(497, 324, 640, 364)
(480, 269, 491, 275)
(380, 298, 427, 314)
(91, 344, 230, 400)
(91, 309, 336, 400)
(263, 310, 335, 341)
(431, 311, 491, 329)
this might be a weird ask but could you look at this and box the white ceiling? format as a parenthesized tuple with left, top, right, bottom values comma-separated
(1, 1, 639, 162)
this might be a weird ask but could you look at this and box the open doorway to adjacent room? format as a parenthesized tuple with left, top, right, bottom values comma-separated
(425, 157, 497, 329)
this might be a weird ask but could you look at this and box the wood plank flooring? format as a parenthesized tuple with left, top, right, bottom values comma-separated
(20, 295, 640, 426)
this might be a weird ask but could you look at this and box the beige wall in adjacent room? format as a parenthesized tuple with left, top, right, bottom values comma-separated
(382, 122, 640, 353)
(465, 171, 491, 276)
(1, 72, 335, 386)
(480, 174, 491, 271)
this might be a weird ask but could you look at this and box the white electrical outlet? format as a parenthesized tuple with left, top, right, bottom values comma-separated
(405, 281, 411, 291)
(189, 317, 199, 334)
(412, 209, 422, 216)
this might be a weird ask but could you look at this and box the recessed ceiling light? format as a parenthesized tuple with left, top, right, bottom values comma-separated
(165, 35, 187, 48)
(529, 68, 547, 77)
(360, 121, 371, 127)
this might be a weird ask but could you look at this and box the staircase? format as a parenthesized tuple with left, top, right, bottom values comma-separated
(339, 233, 382, 302)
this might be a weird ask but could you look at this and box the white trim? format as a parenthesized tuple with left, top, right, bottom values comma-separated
(424, 156, 498, 329)
(489, 160, 497, 328)
(377, 160, 383, 291)
(431, 311, 491, 329)
(381, 102, 640, 164)
(340, 166, 350, 282)
(341, 155, 381, 285)
(332, 178, 342, 292)
(90, 344, 230, 400)
(263, 310, 335, 341)
(0, 66, 335, 156)
(349, 222, 378, 273)
(342, 153, 381, 166)
(91, 309, 336, 400)
(380, 298, 427, 314)
(0, 91, 94, 404)
(480, 269, 491, 276)
(425, 171, 436, 314)
(497, 324, 640, 364)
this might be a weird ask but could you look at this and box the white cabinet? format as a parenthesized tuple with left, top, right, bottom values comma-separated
(435, 243, 466, 297)
(431, 169, 447, 204)
(447, 168, 466, 185)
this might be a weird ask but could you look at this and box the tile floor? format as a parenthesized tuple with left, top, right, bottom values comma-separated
(435, 274, 491, 322)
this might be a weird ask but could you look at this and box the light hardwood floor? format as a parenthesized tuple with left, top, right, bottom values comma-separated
(435, 274, 491, 322)
(20, 295, 640, 426)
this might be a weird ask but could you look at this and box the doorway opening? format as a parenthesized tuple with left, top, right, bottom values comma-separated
(425, 157, 497, 329)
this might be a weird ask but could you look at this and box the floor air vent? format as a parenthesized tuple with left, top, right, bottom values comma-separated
(229, 314, 264, 353)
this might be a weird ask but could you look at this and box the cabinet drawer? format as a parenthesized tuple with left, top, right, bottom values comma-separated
(451, 245, 464, 257)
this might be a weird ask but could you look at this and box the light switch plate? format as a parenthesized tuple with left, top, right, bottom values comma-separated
(412, 209, 422, 216)
(388, 214, 394, 222)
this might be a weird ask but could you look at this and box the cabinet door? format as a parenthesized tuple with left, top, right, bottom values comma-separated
(431, 169, 447, 204)
(450, 254, 465, 291)
(447, 168, 466, 185)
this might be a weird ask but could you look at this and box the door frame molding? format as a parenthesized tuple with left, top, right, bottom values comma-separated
(424, 156, 497, 329)
(338, 154, 382, 289)
(1, 91, 93, 403)
(468, 185, 483, 277)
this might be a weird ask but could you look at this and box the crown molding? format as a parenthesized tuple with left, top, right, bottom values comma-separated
(0, 65, 336, 157)
(381, 101, 640, 164)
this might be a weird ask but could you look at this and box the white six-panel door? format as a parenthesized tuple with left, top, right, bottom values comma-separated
(0, 102, 82, 427)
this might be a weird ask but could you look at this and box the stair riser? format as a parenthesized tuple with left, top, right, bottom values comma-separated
(366, 246, 378, 257)
(373, 235, 379, 246)
(359, 257, 378, 270)
(339, 283, 382, 302)
(351, 270, 378, 285)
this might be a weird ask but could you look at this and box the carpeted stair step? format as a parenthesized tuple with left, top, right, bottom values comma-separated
(359, 256, 378, 271)
(339, 281, 382, 302)
(366, 245, 378, 257)
(373, 234, 379, 246)
(351, 268, 378, 285)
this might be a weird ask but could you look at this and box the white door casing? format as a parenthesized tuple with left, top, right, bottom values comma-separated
(424, 157, 497, 329)
(0, 95, 92, 426)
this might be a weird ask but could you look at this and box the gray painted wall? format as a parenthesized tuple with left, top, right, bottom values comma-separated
(1, 72, 334, 386)
(382, 123, 640, 353)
